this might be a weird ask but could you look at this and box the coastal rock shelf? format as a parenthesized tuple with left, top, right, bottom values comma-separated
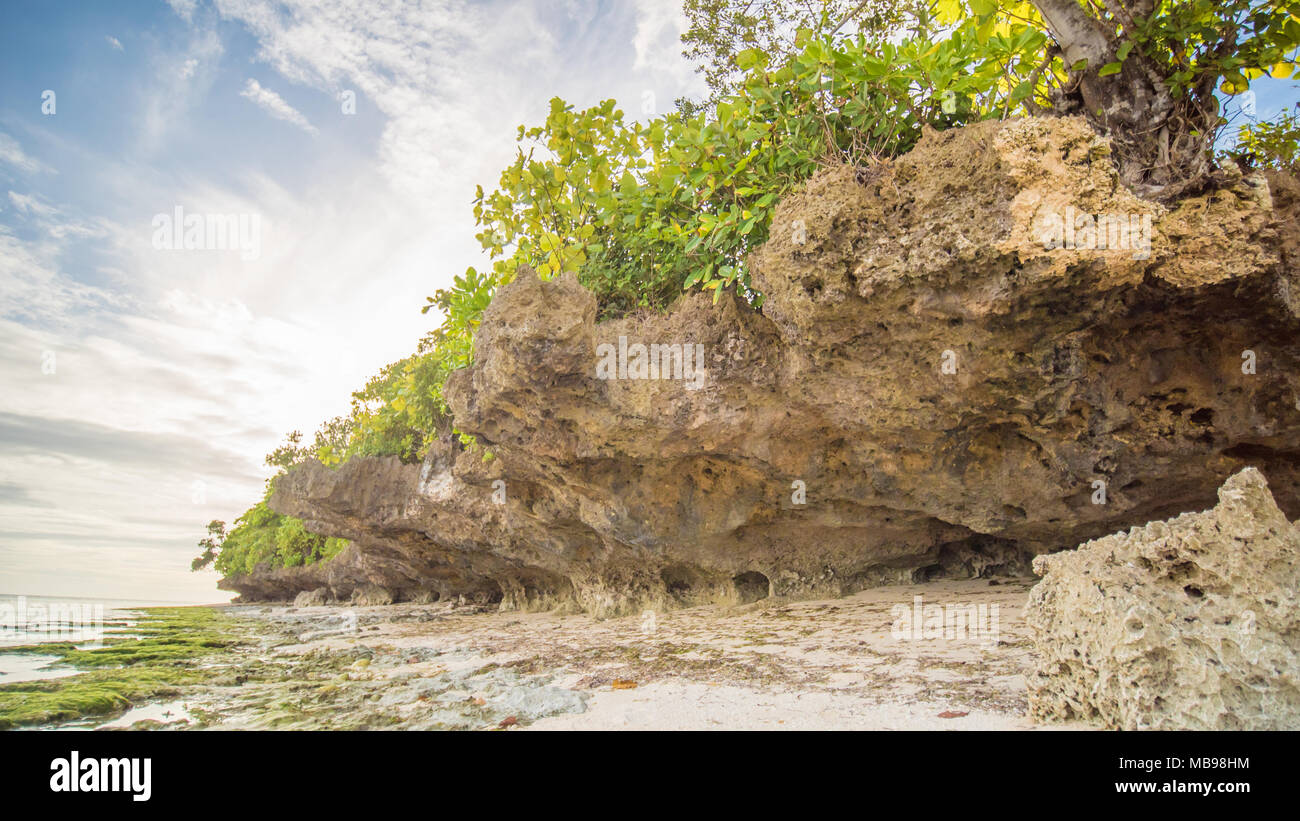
(221, 116, 1300, 617)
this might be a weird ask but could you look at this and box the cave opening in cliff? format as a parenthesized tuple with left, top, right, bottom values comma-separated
(733, 571, 770, 604)
(462, 581, 503, 606)
(911, 536, 1036, 583)
(661, 564, 711, 604)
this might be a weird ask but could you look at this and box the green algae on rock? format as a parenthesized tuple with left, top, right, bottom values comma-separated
(0, 607, 248, 730)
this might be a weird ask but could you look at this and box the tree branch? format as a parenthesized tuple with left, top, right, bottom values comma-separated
(1031, 0, 1115, 68)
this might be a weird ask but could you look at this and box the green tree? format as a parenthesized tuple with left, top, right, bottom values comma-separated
(680, 0, 924, 101)
(684, 1, 1298, 198)
(433, 12, 1056, 321)
(1004, 0, 1296, 197)
(190, 520, 226, 571)
(1228, 101, 1300, 172)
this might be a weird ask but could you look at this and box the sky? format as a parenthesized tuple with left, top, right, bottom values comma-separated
(0, 0, 705, 602)
(0, 2, 1294, 603)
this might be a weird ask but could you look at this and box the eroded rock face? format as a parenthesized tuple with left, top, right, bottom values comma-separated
(1025, 468, 1300, 729)
(350, 583, 394, 607)
(294, 587, 330, 607)
(222, 116, 1300, 616)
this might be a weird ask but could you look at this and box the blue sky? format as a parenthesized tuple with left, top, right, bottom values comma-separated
(0, 1, 1294, 602)
(0, 0, 703, 601)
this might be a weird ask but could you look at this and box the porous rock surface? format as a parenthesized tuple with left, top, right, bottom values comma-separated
(293, 587, 331, 607)
(220, 116, 1300, 616)
(1026, 468, 1300, 729)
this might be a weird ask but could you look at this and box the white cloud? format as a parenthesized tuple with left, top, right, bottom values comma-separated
(0, 226, 120, 326)
(106, 35, 124, 51)
(5, 190, 111, 243)
(215, 0, 530, 206)
(7, 191, 59, 219)
(0, 133, 53, 175)
(166, 0, 198, 23)
(239, 77, 319, 135)
(140, 26, 225, 151)
(631, 0, 689, 76)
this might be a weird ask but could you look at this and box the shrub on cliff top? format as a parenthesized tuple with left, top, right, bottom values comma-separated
(192, 500, 348, 577)
(431, 12, 1051, 324)
(421, 1, 1295, 401)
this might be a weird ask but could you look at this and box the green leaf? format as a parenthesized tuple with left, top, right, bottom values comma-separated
(735, 48, 767, 71)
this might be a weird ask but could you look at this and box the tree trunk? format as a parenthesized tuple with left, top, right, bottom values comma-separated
(1031, 0, 1210, 200)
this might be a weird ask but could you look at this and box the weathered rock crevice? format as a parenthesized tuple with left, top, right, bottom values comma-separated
(221, 116, 1300, 618)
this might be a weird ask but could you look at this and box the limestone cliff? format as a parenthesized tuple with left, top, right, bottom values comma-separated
(221, 116, 1300, 616)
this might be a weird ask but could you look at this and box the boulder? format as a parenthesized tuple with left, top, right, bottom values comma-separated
(1026, 467, 1300, 729)
(350, 584, 394, 607)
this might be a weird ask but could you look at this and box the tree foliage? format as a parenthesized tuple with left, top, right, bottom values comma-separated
(680, 0, 923, 101)
(190, 520, 226, 571)
(1228, 101, 1300, 173)
(200, 499, 348, 577)
(428, 10, 1061, 327)
(189, 492, 348, 577)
